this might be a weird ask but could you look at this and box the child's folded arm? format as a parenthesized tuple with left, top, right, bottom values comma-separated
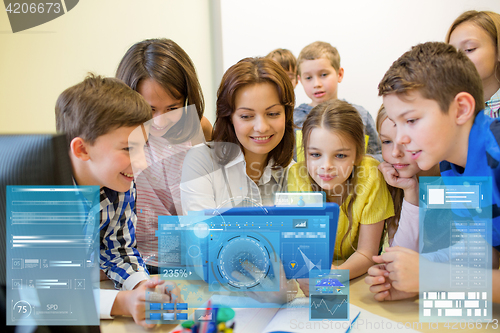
(391, 199, 419, 252)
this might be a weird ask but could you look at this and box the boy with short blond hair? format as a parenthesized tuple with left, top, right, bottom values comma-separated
(296, 41, 340, 79)
(56, 74, 178, 327)
(366, 42, 500, 303)
(266, 48, 298, 88)
(295, 41, 381, 159)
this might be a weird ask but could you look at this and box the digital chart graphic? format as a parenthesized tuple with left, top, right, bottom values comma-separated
(309, 270, 349, 320)
(155, 203, 339, 309)
(419, 177, 492, 322)
(310, 294, 348, 320)
(6, 186, 100, 326)
(211, 233, 275, 291)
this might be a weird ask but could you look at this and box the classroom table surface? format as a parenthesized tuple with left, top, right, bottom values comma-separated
(99, 275, 500, 333)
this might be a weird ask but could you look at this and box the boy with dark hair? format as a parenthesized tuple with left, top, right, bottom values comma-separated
(56, 74, 179, 327)
(365, 42, 500, 303)
(294, 41, 382, 159)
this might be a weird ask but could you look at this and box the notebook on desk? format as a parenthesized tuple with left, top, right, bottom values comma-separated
(224, 297, 421, 333)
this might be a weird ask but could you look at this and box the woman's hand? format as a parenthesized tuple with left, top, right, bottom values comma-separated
(232, 259, 298, 304)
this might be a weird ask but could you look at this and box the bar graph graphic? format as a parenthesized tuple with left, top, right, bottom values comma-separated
(35, 279, 70, 289)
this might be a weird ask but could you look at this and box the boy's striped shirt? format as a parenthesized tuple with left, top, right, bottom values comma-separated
(99, 184, 149, 290)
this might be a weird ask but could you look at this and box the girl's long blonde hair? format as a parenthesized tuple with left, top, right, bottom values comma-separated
(302, 99, 365, 258)
(376, 105, 404, 243)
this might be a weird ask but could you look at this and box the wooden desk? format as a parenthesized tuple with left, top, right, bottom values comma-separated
(349, 276, 500, 333)
(100, 276, 500, 332)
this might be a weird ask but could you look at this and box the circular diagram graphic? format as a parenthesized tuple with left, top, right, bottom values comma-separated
(188, 245, 201, 258)
(12, 300, 32, 320)
(216, 235, 271, 289)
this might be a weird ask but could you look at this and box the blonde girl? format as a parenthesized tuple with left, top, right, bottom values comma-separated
(447, 10, 500, 117)
(288, 99, 394, 290)
(376, 105, 440, 251)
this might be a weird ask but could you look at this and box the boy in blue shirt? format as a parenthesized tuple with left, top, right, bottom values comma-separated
(294, 41, 382, 159)
(365, 42, 500, 303)
(56, 74, 179, 327)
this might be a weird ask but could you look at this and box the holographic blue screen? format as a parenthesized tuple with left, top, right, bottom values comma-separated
(6, 186, 100, 326)
(419, 177, 492, 322)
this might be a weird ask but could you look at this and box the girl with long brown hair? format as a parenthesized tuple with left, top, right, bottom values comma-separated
(288, 99, 393, 294)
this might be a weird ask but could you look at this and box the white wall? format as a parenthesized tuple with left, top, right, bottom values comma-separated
(0, 0, 215, 133)
(220, 0, 500, 118)
(2, 1, 500, 134)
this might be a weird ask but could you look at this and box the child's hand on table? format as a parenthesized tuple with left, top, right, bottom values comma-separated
(365, 246, 419, 301)
(112, 278, 165, 328)
(111, 277, 183, 328)
(161, 280, 184, 304)
(364, 263, 417, 301)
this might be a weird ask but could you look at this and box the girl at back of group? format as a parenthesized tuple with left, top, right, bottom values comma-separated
(447, 10, 500, 117)
(116, 38, 211, 272)
(288, 99, 394, 287)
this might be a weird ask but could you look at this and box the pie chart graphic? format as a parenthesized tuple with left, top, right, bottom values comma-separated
(209, 232, 280, 292)
(5, 0, 80, 33)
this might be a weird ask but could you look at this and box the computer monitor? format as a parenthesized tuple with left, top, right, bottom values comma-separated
(0, 134, 99, 332)
(158, 202, 339, 282)
(154, 202, 338, 313)
(0, 134, 73, 285)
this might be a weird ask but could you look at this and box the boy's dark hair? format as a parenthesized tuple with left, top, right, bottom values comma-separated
(297, 41, 341, 75)
(55, 73, 152, 146)
(214, 57, 295, 168)
(378, 42, 484, 115)
(266, 48, 297, 74)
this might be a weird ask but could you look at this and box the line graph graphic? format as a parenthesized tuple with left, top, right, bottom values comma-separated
(310, 295, 348, 320)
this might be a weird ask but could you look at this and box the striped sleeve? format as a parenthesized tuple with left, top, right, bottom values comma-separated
(99, 185, 149, 290)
